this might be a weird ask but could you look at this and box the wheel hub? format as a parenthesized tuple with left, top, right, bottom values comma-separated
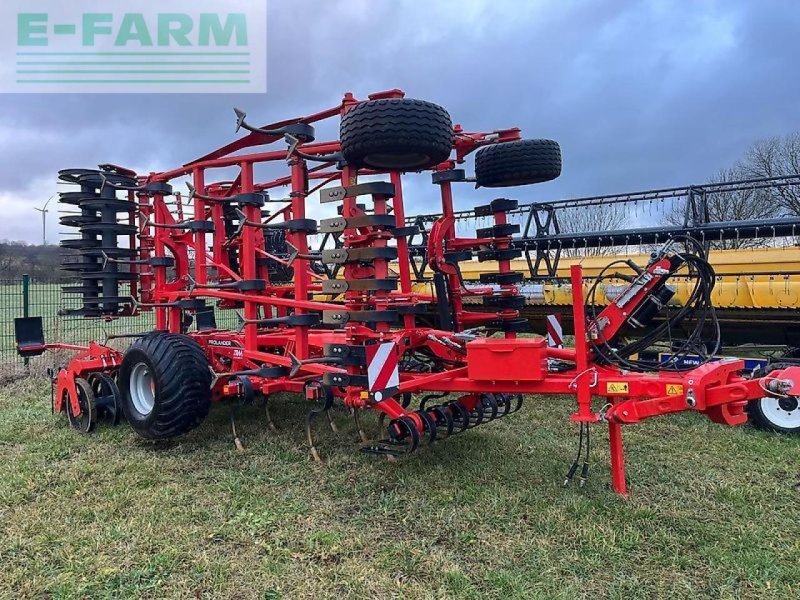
(129, 362, 156, 416)
(759, 395, 800, 430)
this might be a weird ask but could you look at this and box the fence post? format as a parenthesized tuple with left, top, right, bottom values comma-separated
(22, 274, 30, 367)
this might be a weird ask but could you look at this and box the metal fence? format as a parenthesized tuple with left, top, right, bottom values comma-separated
(0, 275, 239, 379)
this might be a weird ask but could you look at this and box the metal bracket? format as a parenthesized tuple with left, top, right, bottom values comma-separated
(319, 181, 396, 203)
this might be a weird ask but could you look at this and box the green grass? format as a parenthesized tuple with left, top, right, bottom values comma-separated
(1, 378, 798, 599)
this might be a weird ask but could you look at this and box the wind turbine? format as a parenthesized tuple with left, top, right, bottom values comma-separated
(33, 196, 53, 246)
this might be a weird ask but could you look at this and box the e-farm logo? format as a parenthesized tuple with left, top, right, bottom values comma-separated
(1, 1, 267, 93)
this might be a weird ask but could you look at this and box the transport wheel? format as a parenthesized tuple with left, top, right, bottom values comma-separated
(118, 333, 212, 439)
(748, 363, 800, 434)
(474, 139, 562, 187)
(67, 377, 97, 434)
(340, 98, 453, 170)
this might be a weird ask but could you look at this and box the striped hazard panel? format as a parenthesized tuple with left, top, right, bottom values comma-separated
(366, 342, 400, 393)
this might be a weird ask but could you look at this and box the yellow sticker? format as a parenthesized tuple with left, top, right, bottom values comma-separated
(666, 384, 684, 396)
(606, 382, 629, 394)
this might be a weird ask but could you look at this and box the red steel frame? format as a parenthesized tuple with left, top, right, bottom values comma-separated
(40, 89, 800, 495)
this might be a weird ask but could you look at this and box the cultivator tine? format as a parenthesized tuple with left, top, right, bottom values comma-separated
(234, 107, 247, 132)
(306, 409, 323, 462)
(228, 375, 256, 451)
(231, 408, 245, 452)
(365, 393, 517, 458)
(326, 410, 338, 434)
(353, 410, 370, 444)
(263, 395, 278, 432)
(232, 108, 318, 157)
(304, 381, 335, 462)
(419, 392, 447, 411)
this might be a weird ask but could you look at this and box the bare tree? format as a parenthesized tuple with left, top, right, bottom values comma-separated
(0, 243, 15, 276)
(664, 165, 775, 249)
(0, 241, 65, 280)
(557, 203, 628, 256)
(741, 133, 800, 215)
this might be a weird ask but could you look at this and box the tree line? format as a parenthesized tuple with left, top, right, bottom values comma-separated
(0, 241, 70, 281)
(661, 132, 800, 249)
(558, 132, 800, 253)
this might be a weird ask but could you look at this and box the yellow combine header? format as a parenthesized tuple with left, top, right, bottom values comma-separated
(453, 247, 800, 310)
(406, 247, 800, 346)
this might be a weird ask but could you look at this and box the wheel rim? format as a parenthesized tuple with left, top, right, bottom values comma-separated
(759, 396, 800, 430)
(130, 362, 155, 416)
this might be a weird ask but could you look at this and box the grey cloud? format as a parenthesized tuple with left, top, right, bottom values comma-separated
(0, 0, 798, 242)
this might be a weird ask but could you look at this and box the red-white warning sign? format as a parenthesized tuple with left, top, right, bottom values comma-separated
(546, 313, 563, 348)
(365, 342, 400, 393)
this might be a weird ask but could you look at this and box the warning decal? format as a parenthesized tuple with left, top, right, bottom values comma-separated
(606, 382, 629, 394)
(666, 384, 684, 396)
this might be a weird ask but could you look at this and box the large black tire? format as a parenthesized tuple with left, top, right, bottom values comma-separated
(748, 363, 800, 434)
(475, 139, 562, 187)
(119, 333, 212, 439)
(340, 98, 453, 171)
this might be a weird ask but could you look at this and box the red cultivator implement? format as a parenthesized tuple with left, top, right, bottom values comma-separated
(16, 89, 800, 495)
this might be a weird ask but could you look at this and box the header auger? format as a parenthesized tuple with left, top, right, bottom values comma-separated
(15, 89, 800, 495)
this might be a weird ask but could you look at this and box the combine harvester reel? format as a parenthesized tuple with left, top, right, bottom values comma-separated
(17, 89, 800, 495)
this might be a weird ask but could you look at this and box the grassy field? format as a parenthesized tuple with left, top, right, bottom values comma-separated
(0, 379, 798, 599)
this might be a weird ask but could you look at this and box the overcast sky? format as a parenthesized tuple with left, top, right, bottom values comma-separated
(1, 0, 798, 244)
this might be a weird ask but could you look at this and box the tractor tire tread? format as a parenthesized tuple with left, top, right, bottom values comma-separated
(119, 333, 211, 439)
(475, 139, 562, 187)
(340, 98, 453, 170)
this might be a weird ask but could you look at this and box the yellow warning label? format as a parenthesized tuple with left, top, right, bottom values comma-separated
(606, 382, 629, 394)
(666, 384, 684, 396)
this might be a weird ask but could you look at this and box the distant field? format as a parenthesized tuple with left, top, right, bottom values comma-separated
(1, 378, 798, 599)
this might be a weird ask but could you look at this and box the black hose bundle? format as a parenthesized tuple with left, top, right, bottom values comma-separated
(587, 236, 720, 372)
